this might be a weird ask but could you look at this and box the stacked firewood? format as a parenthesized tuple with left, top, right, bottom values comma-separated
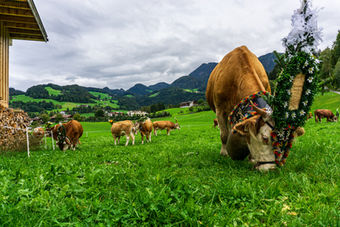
(0, 105, 31, 151)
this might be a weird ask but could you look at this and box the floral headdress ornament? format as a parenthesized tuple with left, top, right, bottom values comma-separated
(271, 0, 322, 165)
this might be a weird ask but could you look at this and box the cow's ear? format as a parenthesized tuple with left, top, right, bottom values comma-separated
(232, 116, 259, 136)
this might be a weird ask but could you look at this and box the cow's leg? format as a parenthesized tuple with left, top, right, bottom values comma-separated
(148, 132, 151, 142)
(72, 136, 78, 150)
(216, 109, 229, 156)
(154, 128, 157, 136)
(141, 132, 144, 144)
(130, 132, 135, 145)
(117, 136, 120, 144)
(167, 129, 170, 135)
(113, 136, 117, 145)
(125, 135, 130, 146)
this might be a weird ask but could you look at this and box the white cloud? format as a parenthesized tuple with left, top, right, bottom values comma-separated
(9, 0, 340, 91)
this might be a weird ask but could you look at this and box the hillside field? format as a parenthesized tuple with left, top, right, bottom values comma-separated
(0, 97, 339, 225)
(10, 93, 120, 112)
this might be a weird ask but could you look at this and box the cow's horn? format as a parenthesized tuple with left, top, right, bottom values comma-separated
(250, 100, 269, 118)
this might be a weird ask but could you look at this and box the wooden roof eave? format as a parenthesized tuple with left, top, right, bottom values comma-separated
(27, 0, 48, 42)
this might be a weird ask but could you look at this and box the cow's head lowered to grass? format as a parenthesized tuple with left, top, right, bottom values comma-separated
(232, 101, 305, 170)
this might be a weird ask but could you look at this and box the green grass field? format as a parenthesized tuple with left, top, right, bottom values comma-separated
(89, 91, 111, 100)
(0, 93, 339, 225)
(45, 86, 62, 96)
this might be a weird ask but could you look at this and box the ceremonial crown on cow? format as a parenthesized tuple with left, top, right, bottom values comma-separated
(271, 0, 321, 130)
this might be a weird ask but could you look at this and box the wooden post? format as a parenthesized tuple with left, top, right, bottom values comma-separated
(0, 22, 9, 108)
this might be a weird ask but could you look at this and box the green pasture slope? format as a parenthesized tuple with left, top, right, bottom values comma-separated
(10, 92, 120, 111)
(0, 96, 339, 225)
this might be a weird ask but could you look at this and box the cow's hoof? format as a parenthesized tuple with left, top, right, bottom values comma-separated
(220, 149, 229, 156)
(255, 163, 276, 171)
(248, 158, 256, 164)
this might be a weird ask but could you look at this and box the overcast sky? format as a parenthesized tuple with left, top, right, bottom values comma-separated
(9, 0, 340, 91)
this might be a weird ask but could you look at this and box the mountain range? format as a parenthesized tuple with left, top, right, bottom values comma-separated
(10, 52, 277, 110)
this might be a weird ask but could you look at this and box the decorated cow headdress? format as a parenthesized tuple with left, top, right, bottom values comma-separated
(270, 0, 321, 165)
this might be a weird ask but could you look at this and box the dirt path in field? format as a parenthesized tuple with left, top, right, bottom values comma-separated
(331, 90, 340, 95)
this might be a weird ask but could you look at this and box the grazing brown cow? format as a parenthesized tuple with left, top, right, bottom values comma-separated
(138, 118, 153, 144)
(111, 120, 138, 146)
(206, 46, 304, 171)
(314, 109, 337, 122)
(47, 120, 83, 151)
(213, 118, 219, 128)
(153, 120, 180, 136)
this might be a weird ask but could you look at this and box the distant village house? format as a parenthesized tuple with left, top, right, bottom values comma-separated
(180, 101, 197, 108)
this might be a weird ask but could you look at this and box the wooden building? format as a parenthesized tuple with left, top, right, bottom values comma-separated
(0, 0, 47, 107)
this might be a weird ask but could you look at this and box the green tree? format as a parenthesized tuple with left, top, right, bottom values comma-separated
(331, 30, 340, 68)
(73, 113, 82, 121)
(319, 48, 333, 80)
(95, 109, 105, 118)
(333, 59, 340, 88)
(55, 113, 64, 123)
(40, 113, 50, 123)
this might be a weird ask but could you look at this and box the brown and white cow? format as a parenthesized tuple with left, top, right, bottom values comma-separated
(138, 118, 153, 144)
(111, 120, 138, 146)
(32, 127, 45, 140)
(206, 46, 304, 171)
(31, 127, 45, 145)
(47, 120, 83, 151)
(314, 109, 337, 122)
(153, 120, 180, 136)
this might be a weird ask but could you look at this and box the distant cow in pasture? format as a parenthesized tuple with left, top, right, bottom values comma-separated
(138, 118, 153, 144)
(31, 127, 45, 146)
(47, 120, 83, 151)
(314, 109, 337, 123)
(153, 120, 180, 136)
(32, 127, 45, 140)
(111, 120, 138, 146)
(213, 118, 219, 128)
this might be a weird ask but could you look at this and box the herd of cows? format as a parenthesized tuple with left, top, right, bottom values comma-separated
(30, 46, 339, 171)
(32, 118, 181, 152)
(31, 106, 337, 154)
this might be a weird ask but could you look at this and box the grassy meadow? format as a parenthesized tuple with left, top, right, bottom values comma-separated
(0, 95, 339, 225)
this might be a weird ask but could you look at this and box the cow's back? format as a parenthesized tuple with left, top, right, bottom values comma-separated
(65, 120, 83, 138)
(315, 109, 334, 117)
(206, 46, 270, 114)
(111, 120, 133, 135)
(153, 121, 172, 129)
(142, 119, 153, 131)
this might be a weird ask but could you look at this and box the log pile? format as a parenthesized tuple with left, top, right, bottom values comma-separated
(0, 105, 31, 151)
